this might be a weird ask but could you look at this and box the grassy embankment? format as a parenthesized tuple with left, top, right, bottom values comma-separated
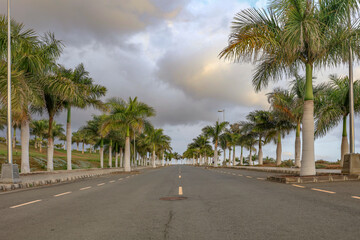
(0, 143, 115, 172)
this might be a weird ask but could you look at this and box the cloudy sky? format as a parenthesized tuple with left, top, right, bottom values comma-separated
(2, 0, 360, 162)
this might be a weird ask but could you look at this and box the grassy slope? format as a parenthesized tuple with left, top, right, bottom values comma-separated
(0, 143, 116, 173)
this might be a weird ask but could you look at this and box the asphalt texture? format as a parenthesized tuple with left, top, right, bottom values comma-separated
(1, 165, 360, 240)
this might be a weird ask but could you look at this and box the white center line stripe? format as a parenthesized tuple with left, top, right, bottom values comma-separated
(257, 178, 266, 180)
(311, 188, 335, 194)
(179, 186, 183, 195)
(238, 174, 243, 176)
(292, 184, 305, 188)
(246, 176, 253, 178)
(179, 175, 181, 179)
(97, 183, 105, 186)
(351, 196, 360, 200)
(80, 186, 92, 191)
(10, 200, 42, 209)
(118, 178, 123, 181)
(109, 180, 115, 183)
(54, 192, 72, 197)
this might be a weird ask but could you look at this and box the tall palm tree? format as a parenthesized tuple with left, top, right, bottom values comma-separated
(316, 75, 360, 166)
(145, 127, 171, 168)
(30, 119, 48, 152)
(60, 63, 106, 170)
(202, 121, 228, 167)
(219, 0, 360, 175)
(102, 97, 155, 172)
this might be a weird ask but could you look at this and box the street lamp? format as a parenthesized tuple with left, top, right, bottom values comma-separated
(1, 0, 21, 183)
(218, 109, 225, 122)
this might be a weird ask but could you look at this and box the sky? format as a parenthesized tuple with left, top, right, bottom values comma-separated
(1, 0, 360, 162)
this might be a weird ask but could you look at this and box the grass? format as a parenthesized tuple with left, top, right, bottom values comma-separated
(0, 143, 116, 173)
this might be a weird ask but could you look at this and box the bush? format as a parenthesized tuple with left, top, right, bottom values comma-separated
(279, 159, 294, 167)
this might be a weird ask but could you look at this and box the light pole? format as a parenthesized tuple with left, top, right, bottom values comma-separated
(218, 109, 225, 122)
(1, 0, 21, 183)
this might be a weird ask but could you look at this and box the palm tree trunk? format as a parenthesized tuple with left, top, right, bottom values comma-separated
(300, 63, 316, 176)
(232, 145, 236, 166)
(214, 140, 218, 167)
(109, 139, 112, 168)
(240, 146, 243, 165)
(115, 142, 118, 168)
(76, 142, 79, 151)
(21, 119, 30, 173)
(120, 147, 123, 168)
(152, 145, 156, 168)
(12, 127, 16, 149)
(295, 121, 301, 167)
(258, 137, 263, 165)
(82, 141, 85, 154)
(341, 115, 349, 167)
(39, 137, 42, 153)
(47, 116, 54, 171)
(124, 128, 131, 172)
(100, 138, 104, 168)
(66, 106, 72, 170)
(228, 148, 231, 166)
(249, 147, 253, 165)
(223, 148, 226, 165)
(193, 155, 195, 165)
(162, 152, 165, 166)
(276, 132, 282, 166)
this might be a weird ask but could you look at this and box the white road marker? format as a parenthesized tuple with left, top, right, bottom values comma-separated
(238, 174, 243, 176)
(109, 180, 115, 183)
(246, 176, 253, 178)
(232, 173, 236, 176)
(126, 176, 130, 178)
(351, 196, 360, 200)
(311, 188, 335, 194)
(292, 184, 305, 188)
(54, 191, 72, 197)
(10, 200, 42, 209)
(257, 178, 266, 180)
(80, 186, 92, 191)
(97, 183, 105, 186)
(118, 178, 123, 181)
(179, 175, 181, 179)
(179, 186, 183, 195)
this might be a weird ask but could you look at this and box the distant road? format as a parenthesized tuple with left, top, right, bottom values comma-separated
(1, 166, 360, 240)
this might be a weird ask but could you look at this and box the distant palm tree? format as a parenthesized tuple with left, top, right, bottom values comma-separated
(316, 75, 360, 166)
(30, 119, 48, 152)
(202, 121, 228, 167)
(102, 97, 155, 172)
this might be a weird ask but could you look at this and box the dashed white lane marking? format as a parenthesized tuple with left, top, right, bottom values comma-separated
(351, 196, 360, 200)
(80, 186, 92, 191)
(246, 176, 253, 178)
(311, 188, 335, 194)
(10, 200, 42, 209)
(118, 178, 123, 181)
(232, 173, 236, 176)
(257, 178, 266, 180)
(179, 186, 183, 195)
(292, 184, 305, 188)
(238, 174, 243, 176)
(179, 175, 182, 179)
(54, 191, 72, 197)
(109, 180, 115, 183)
(126, 176, 130, 178)
(97, 183, 105, 186)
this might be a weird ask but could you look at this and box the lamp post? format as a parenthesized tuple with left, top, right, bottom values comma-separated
(1, 0, 21, 183)
(218, 109, 225, 122)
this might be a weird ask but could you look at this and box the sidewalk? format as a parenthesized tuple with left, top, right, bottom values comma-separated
(226, 166, 341, 174)
(0, 166, 150, 191)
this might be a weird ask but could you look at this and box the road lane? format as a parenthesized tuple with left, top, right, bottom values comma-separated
(1, 166, 360, 240)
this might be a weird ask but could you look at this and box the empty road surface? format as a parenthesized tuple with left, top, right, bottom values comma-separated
(1, 166, 360, 240)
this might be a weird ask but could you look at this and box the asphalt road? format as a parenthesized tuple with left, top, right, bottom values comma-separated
(1, 165, 360, 240)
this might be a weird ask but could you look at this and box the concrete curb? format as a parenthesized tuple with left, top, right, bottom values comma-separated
(0, 166, 151, 191)
(211, 166, 341, 175)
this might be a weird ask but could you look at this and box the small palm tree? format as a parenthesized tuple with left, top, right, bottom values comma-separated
(102, 97, 155, 172)
(315, 75, 360, 166)
(202, 121, 228, 167)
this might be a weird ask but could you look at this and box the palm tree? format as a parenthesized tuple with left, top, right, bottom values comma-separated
(0, 17, 63, 173)
(219, 0, 360, 175)
(268, 76, 326, 167)
(30, 119, 48, 152)
(202, 121, 228, 167)
(102, 97, 155, 172)
(145, 126, 171, 168)
(315, 75, 360, 166)
(60, 63, 106, 170)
